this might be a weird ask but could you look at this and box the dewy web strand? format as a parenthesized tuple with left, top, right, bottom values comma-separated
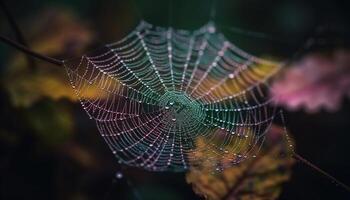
(63, 20, 280, 171)
(1, 5, 349, 191)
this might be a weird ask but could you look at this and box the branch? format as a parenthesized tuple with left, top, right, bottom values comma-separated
(293, 153, 350, 192)
(0, 0, 36, 69)
(0, 35, 63, 66)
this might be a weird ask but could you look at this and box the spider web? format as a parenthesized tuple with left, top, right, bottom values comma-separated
(64, 20, 284, 172)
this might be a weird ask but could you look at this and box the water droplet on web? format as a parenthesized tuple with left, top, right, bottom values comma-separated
(115, 172, 123, 179)
(208, 26, 216, 33)
(65, 21, 287, 174)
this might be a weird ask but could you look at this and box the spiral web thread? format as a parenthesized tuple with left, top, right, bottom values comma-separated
(64, 20, 285, 172)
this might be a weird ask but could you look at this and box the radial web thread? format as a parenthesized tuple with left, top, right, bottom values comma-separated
(64, 20, 283, 172)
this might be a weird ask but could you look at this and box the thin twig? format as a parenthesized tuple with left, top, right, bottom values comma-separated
(0, 35, 63, 66)
(0, 0, 36, 69)
(293, 153, 350, 192)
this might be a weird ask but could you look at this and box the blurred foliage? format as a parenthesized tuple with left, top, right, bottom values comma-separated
(186, 125, 295, 200)
(271, 49, 350, 113)
(1, 5, 294, 200)
(205, 61, 280, 100)
(2, 9, 98, 107)
(0, 6, 138, 200)
(24, 101, 73, 147)
(4, 67, 76, 107)
(0, 0, 349, 199)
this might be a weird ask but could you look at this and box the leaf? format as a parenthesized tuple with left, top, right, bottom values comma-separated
(199, 62, 280, 100)
(186, 125, 295, 200)
(270, 50, 350, 112)
(4, 66, 101, 107)
(2, 9, 98, 107)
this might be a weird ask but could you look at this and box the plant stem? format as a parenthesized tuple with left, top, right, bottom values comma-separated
(0, 0, 36, 69)
(0, 35, 63, 66)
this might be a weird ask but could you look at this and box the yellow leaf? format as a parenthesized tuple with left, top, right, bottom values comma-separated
(4, 66, 102, 107)
(192, 62, 280, 101)
(186, 125, 295, 200)
(2, 9, 100, 107)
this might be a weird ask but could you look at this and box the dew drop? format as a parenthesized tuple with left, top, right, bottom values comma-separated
(115, 172, 123, 179)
